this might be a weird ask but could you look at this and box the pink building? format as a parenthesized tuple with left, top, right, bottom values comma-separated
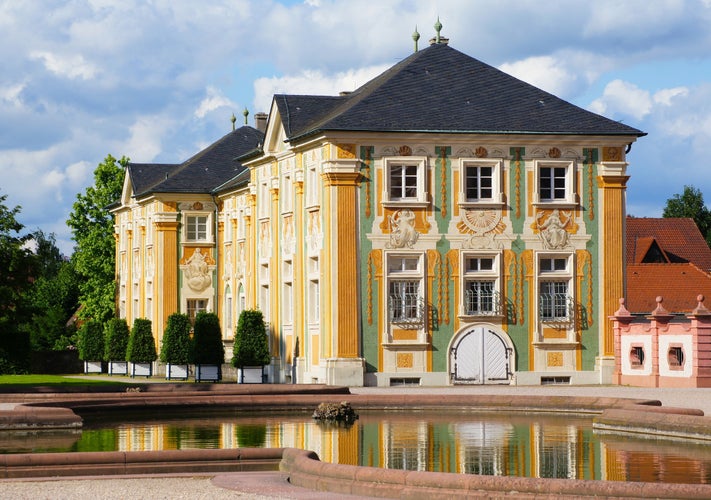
(611, 296, 711, 387)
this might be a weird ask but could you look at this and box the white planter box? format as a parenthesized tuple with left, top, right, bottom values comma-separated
(131, 362, 153, 377)
(195, 364, 221, 382)
(108, 361, 128, 376)
(84, 361, 102, 374)
(166, 363, 190, 380)
(239, 366, 265, 383)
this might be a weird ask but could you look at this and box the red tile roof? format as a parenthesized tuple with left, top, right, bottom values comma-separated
(626, 263, 711, 314)
(626, 217, 711, 271)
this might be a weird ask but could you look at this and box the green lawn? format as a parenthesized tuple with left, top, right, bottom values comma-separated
(0, 374, 134, 387)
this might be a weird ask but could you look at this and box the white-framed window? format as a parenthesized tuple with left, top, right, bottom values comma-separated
(236, 283, 246, 320)
(460, 159, 503, 206)
(258, 178, 270, 219)
(282, 259, 293, 325)
(224, 285, 233, 333)
(537, 253, 574, 323)
(534, 160, 576, 205)
(461, 253, 501, 316)
(307, 256, 319, 325)
(386, 254, 425, 325)
(236, 207, 246, 240)
(281, 173, 293, 213)
(383, 157, 428, 205)
(306, 164, 320, 208)
(259, 263, 269, 322)
(184, 213, 211, 242)
(187, 298, 208, 325)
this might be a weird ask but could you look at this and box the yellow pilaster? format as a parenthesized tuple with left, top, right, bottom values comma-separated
(597, 171, 629, 357)
(270, 186, 280, 357)
(322, 161, 362, 358)
(155, 220, 179, 338)
(139, 226, 146, 319)
(245, 192, 256, 309)
(294, 177, 305, 367)
(126, 229, 133, 322)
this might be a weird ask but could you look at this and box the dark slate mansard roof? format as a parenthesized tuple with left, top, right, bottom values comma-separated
(127, 125, 264, 197)
(275, 42, 646, 142)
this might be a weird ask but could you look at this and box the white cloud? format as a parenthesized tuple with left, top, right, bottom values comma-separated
(66, 160, 93, 187)
(29, 51, 97, 80)
(122, 116, 174, 162)
(253, 64, 390, 112)
(498, 51, 612, 99)
(195, 87, 236, 119)
(589, 80, 652, 121)
(0, 83, 25, 107)
(653, 87, 688, 106)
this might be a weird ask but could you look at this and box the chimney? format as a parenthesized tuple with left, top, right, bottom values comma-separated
(254, 112, 268, 133)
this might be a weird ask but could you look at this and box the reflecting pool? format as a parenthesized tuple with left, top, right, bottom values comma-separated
(2, 409, 711, 484)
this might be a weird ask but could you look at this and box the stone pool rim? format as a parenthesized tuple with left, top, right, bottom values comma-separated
(2, 384, 711, 498)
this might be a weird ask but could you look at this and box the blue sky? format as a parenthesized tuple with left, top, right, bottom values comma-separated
(2, 0, 711, 255)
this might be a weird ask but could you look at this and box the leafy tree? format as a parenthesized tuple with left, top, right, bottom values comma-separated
(232, 309, 270, 368)
(77, 320, 105, 361)
(0, 194, 34, 373)
(160, 313, 192, 365)
(663, 185, 711, 246)
(67, 154, 127, 324)
(24, 252, 80, 352)
(192, 312, 225, 365)
(104, 318, 129, 361)
(126, 318, 157, 363)
(30, 229, 65, 278)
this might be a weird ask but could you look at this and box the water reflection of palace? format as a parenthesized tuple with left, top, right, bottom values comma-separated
(91, 412, 711, 484)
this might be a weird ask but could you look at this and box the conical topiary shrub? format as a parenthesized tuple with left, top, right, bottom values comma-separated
(160, 313, 193, 364)
(104, 318, 129, 375)
(78, 320, 104, 360)
(192, 312, 225, 382)
(127, 318, 156, 377)
(104, 318, 130, 361)
(232, 309, 270, 368)
(160, 313, 192, 380)
(78, 320, 105, 373)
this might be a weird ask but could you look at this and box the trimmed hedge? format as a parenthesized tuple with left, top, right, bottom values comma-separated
(126, 318, 157, 363)
(78, 320, 105, 361)
(160, 313, 192, 364)
(232, 309, 270, 368)
(104, 318, 129, 361)
(192, 312, 225, 365)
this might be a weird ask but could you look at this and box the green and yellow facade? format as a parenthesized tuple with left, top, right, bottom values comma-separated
(112, 40, 643, 386)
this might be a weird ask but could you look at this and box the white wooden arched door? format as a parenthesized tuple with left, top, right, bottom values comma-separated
(450, 326, 512, 384)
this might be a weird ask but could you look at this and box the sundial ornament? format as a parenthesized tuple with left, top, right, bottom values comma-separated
(460, 209, 503, 249)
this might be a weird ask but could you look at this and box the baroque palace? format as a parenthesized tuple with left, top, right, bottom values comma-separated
(111, 32, 645, 386)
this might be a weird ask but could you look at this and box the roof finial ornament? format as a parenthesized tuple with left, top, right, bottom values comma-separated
(412, 25, 420, 53)
(434, 17, 442, 44)
(243, 107, 249, 125)
(230, 112, 236, 131)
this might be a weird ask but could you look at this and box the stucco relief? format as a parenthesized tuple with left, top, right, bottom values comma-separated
(282, 216, 295, 256)
(184, 248, 212, 292)
(536, 209, 572, 249)
(386, 209, 419, 248)
(458, 209, 505, 249)
(259, 221, 271, 259)
(306, 210, 322, 254)
(236, 243, 245, 278)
